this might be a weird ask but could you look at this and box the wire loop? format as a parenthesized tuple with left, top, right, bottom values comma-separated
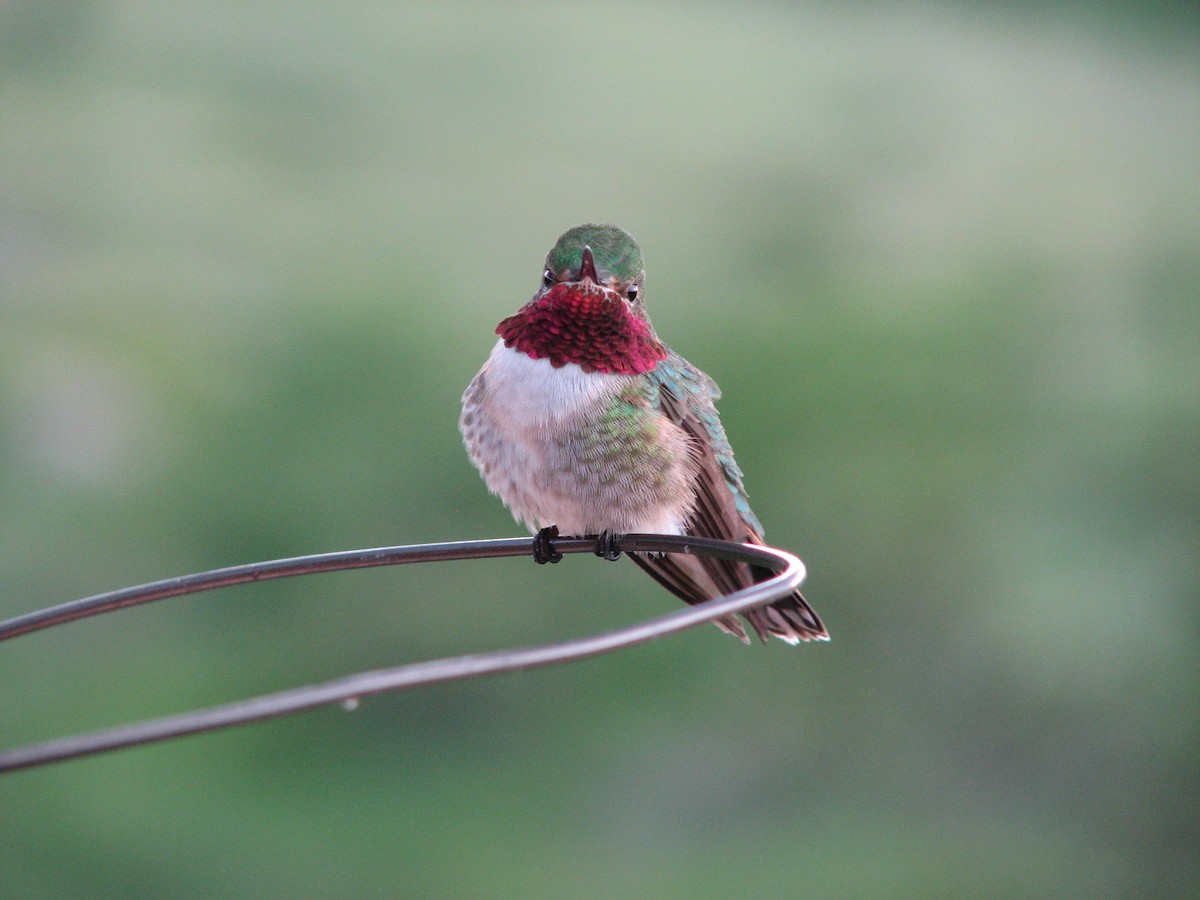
(0, 533, 805, 774)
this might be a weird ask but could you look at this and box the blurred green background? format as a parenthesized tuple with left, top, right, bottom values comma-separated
(2, 1, 1197, 896)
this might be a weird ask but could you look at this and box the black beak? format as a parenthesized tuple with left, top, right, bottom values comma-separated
(578, 245, 599, 284)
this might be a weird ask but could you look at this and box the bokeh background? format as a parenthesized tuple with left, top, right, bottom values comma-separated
(2, 2, 1197, 896)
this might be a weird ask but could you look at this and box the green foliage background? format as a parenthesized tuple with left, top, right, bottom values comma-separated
(2, 2, 1197, 896)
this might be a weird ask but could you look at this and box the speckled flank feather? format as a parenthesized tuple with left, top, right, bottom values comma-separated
(461, 224, 827, 644)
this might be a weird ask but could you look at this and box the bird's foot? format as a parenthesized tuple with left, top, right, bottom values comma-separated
(593, 530, 623, 561)
(532, 525, 563, 565)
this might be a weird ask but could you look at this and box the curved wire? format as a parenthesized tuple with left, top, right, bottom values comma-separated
(0, 534, 806, 774)
(0, 539, 535, 642)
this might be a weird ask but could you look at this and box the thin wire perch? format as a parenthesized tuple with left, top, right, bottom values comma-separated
(0, 533, 807, 774)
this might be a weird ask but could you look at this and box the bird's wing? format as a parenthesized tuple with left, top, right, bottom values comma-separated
(629, 353, 828, 644)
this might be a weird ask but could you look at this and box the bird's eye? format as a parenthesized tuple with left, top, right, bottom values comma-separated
(542, 269, 555, 288)
(626, 284, 640, 302)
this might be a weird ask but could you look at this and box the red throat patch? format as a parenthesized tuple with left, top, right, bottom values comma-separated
(496, 283, 667, 375)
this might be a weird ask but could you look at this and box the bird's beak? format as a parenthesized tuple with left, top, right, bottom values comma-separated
(578, 245, 599, 284)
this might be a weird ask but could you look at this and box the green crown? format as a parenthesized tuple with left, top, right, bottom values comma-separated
(547, 224, 644, 282)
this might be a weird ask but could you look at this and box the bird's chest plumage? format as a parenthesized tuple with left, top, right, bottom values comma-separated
(460, 341, 697, 535)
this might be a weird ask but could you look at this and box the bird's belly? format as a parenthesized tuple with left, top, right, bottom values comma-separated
(461, 345, 696, 536)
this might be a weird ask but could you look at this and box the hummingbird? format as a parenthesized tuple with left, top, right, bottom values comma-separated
(460, 224, 827, 644)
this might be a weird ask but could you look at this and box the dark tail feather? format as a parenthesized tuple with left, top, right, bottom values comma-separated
(742, 535, 828, 644)
(629, 550, 829, 644)
(744, 590, 828, 644)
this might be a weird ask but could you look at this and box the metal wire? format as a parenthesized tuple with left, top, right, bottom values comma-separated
(0, 539, 549, 642)
(0, 533, 805, 774)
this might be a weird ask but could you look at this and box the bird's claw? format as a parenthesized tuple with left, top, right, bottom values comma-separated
(532, 526, 563, 564)
(594, 530, 623, 561)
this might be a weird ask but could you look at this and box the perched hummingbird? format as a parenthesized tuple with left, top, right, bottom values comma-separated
(460, 224, 827, 644)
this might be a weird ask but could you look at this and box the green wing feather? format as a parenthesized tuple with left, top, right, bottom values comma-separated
(630, 353, 829, 644)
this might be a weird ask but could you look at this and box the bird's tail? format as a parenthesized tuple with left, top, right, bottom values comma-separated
(743, 589, 828, 644)
(628, 542, 828, 644)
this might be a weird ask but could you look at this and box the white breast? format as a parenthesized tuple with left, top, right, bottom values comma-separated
(481, 340, 627, 429)
(461, 341, 691, 536)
